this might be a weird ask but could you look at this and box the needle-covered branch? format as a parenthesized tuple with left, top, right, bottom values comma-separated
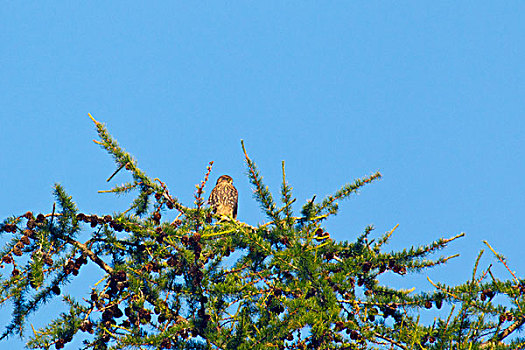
(89, 114, 187, 216)
(241, 140, 282, 227)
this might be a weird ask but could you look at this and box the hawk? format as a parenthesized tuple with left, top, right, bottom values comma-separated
(208, 175, 238, 219)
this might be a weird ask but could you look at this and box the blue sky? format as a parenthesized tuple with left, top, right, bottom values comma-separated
(1, 2, 524, 347)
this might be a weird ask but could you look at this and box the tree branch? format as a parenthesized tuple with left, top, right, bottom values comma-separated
(480, 316, 525, 349)
(61, 234, 113, 274)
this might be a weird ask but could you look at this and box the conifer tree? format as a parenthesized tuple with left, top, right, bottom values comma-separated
(0, 115, 524, 349)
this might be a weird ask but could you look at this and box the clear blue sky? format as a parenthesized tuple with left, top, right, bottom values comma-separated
(1, 2, 524, 347)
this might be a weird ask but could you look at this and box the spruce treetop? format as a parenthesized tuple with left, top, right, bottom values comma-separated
(0, 115, 523, 349)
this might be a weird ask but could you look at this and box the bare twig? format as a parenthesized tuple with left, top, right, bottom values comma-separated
(483, 240, 518, 283)
(373, 332, 408, 350)
(106, 162, 128, 182)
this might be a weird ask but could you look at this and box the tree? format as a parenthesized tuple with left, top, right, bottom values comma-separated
(0, 115, 524, 350)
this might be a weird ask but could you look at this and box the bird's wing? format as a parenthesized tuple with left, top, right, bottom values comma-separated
(208, 186, 219, 206)
(230, 185, 238, 219)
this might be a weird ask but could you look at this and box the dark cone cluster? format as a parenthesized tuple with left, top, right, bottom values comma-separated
(63, 255, 87, 276)
(481, 289, 495, 301)
(108, 270, 129, 295)
(51, 285, 61, 295)
(76, 213, 132, 232)
(79, 320, 94, 334)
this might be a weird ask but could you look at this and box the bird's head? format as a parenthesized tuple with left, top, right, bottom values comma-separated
(217, 175, 233, 184)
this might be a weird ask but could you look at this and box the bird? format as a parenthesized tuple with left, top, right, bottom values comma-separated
(208, 175, 238, 220)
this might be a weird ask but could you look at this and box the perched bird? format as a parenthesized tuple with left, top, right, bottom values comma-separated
(208, 175, 238, 219)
